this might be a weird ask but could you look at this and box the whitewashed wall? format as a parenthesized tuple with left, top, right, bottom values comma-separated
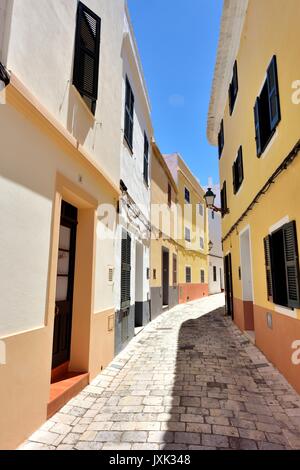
(0, 105, 117, 337)
(114, 8, 152, 311)
(0, 0, 126, 336)
(3, 0, 125, 186)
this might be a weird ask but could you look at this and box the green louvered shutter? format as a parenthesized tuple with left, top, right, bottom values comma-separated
(121, 231, 131, 309)
(264, 236, 273, 302)
(73, 2, 101, 114)
(254, 98, 262, 157)
(267, 55, 281, 132)
(283, 221, 300, 308)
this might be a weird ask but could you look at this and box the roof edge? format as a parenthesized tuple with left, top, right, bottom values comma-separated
(207, 0, 249, 146)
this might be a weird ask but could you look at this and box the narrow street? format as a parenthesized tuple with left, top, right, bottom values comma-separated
(21, 294, 300, 451)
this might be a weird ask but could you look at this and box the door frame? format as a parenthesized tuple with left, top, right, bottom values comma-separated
(46, 173, 98, 376)
(239, 225, 254, 302)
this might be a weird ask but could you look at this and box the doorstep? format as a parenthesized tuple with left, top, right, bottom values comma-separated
(48, 365, 89, 419)
(134, 326, 144, 336)
(244, 330, 256, 344)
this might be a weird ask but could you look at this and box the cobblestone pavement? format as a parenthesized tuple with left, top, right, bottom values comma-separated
(21, 294, 300, 450)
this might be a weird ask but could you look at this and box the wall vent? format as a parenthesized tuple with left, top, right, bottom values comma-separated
(108, 266, 114, 284)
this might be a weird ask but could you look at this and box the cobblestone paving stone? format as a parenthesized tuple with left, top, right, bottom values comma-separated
(20, 294, 300, 450)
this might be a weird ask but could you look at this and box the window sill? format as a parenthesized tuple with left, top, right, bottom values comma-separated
(71, 85, 96, 121)
(274, 304, 297, 319)
(234, 181, 244, 197)
(143, 178, 149, 190)
(259, 127, 279, 160)
(123, 136, 133, 155)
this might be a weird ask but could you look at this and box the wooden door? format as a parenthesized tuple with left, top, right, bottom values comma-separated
(224, 253, 234, 318)
(52, 201, 78, 369)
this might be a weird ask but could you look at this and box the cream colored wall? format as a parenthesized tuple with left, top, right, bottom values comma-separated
(0, 100, 117, 336)
(150, 148, 178, 289)
(0, 90, 118, 448)
(219, 0, 300, 240)
(4, 0, 125, 186)
(150, 238, 178, 288)
(151, 150, 177, 241)
(177, 169, 207, 253)
(0, 0, 9, 61)
(162, 153, 209, 286)
(178, 249, 207, 285)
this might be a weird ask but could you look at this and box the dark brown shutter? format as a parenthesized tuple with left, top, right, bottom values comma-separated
(73, 2, 101, 113)
(283, 221, 300, 308)
(264, 235, 273, 302)
(121, 231, 131, 309)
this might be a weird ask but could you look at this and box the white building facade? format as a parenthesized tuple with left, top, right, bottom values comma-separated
(114, 7, 153, 354)
(0, 0, 130, 449)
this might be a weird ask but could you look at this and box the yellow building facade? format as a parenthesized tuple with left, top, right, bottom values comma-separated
(150, 143, 179, 318)
(150, 146, 209, 318)
(208, 0, 300, 394)
(164, 154, 209, 304)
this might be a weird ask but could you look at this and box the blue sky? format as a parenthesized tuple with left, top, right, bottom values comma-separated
(127, 0, 223, 186)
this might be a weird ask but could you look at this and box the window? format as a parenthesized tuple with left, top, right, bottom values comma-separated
(153, 269, 156, 280)
(200, 269, 205, 284)
(200, 237, 204, 250)
(232, 146, 244, 194)
(264, 221, 300, 308)
(254, 56, 281, 157)
(146, 268, 150, 280)
(173, 255, 177, 286)
(229, 61, 238, 115)
(121, 230, 131, 309)
(184, 187, 190, 204)
(199, 203, 204, 216)
(220, 181, 228, 218)
(73, 2, 101, 115)
(213, 266, 217, 282)
(124, 77, 134, 149)
(185, 227, 191, 242)
(211, 211, 215, 220)
(218, 119, 224, 158)
(168, 183, 172, 207)
(143, 133, 149, 185)
(186, 267, 191, 284)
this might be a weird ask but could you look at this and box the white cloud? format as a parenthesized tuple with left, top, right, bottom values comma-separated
(168, 94, 185, 107)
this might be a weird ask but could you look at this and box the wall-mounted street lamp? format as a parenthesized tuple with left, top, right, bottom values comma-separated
(208, 240, 213, 252)
(204, 188, 229, 216)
